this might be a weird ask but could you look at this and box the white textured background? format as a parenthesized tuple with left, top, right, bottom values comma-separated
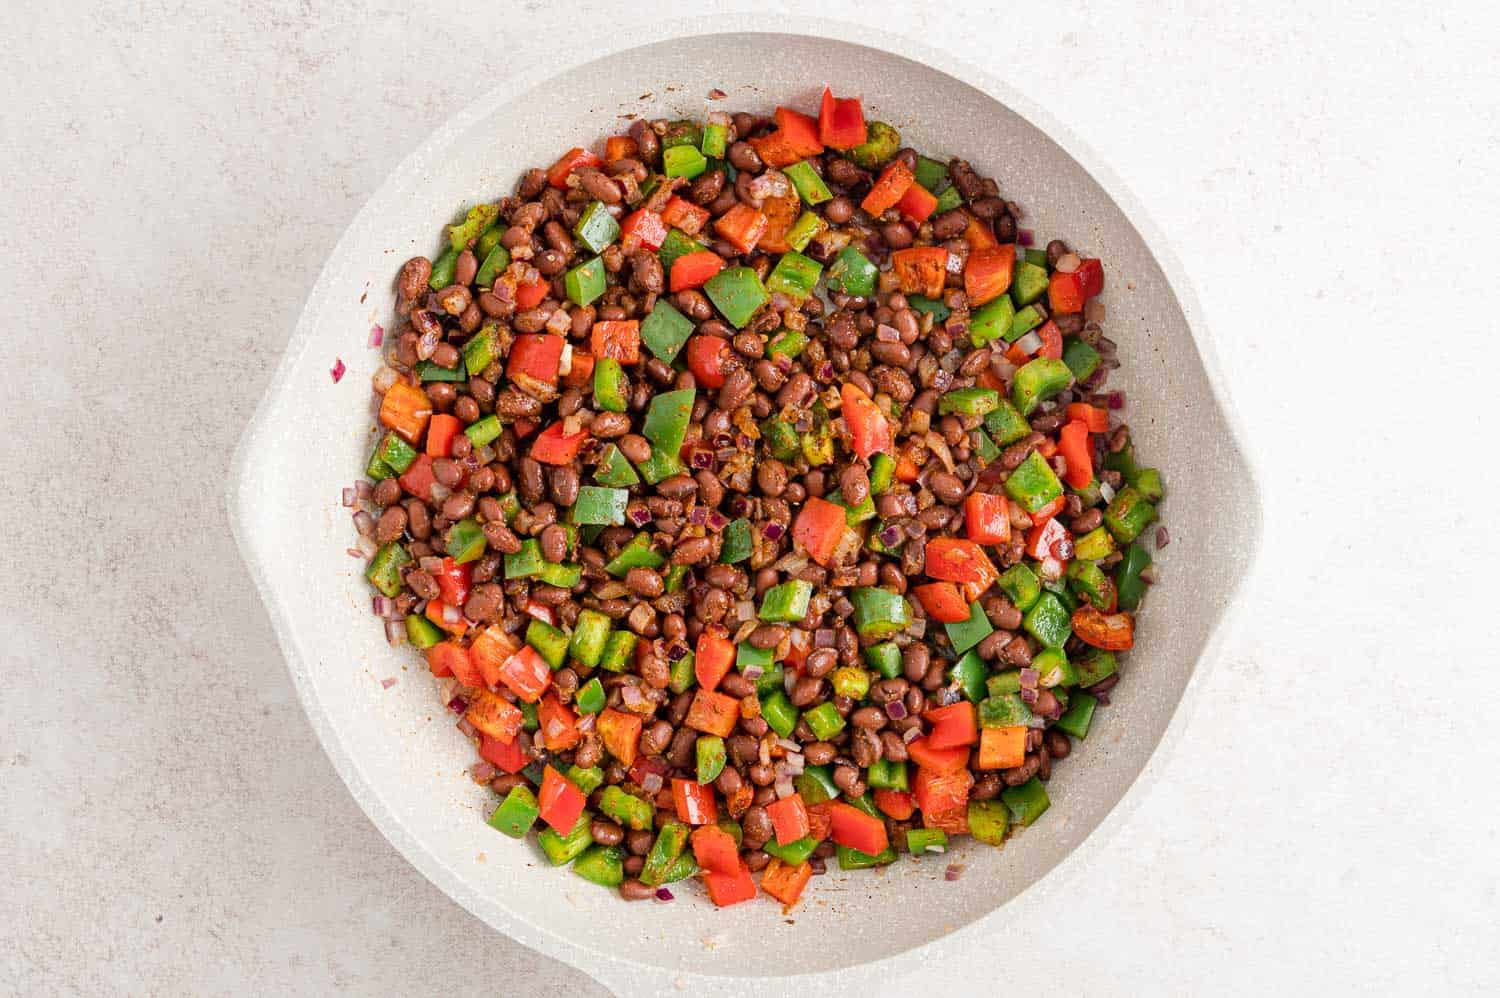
(3, 1, 1496, 995)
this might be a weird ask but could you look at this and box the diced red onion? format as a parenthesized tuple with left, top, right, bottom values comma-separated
(330, 357, 346, 383)
(774, 777, 795, 799)
(666, 642, 690, 662)
(342, 487, 357, 507)
(783, 668, 797, 693)
(1107, 391, 1126, 410)
(902, 726, 922, 744)
(1099, 481, 1117, 504)
(774, 736, 800, 753)
(762, 521, 784, 541)
(355, 480, 373, 501)
(1018, 228, 1035, 247)
(621, 685, 646, 709)
(346, 547, 365, 558)
(936, 687, 962, 707)
(689, 507, 709, 525)
(690, 449, 715, 470)
(629, 506, 653, 526)
(1019, 667, 1040, 688)
(772, 551, 809, 574)
(1039, 559, 1063, 583)
(740, 663, 763, 682)
(456, 718, 477, 738)
(708, 511, 728, 530)
(546, 308, 572, 335)
(368, 324, 385, 347)
(818, 362, 835, 381)
(1052, 537, 1074, 560)
(352, 510, 375, 537)
(759, 738, 772, 767)
(885, 700, 908, 720)
(380, 676, 398, 689)
(813, 628, 836, 649)
(1014, 330, 1043, 355)
(447, 695, 469, 715)
(1156, 526, 1171, 550)
(576, 712, 596, 733)
(879, 525, 902, 547)
(429, 482, 452, 503)
(809, 857, 826, 876)
(1019, 687, 1039, 705)
(654, 887, 674, 901)
(384, 621, 406, 646)
(475, 444, 495, 464)
(372, 365, 399, 393)
(1140, 565, 1158, 585)
(1055, 253, 1081, 273)
(641, 772, 664, 794)
(372, 595, 396, 618)
(442, 604, 461, 625)
(944, 864, 965, 882)
(471, 761, 496, 782)
(905, 617, 927, 639)
(733, 600, 756, 623)
(419, 556, 444, 573)
(932, 369, 954, 392)
(924, 842, 947, 854)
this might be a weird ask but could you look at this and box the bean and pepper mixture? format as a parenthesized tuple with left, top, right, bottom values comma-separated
(353, 87, 1165, 910)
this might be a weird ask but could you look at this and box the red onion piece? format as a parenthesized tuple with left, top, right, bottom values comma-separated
(342, 487, 356, 507)
(380, 677, 398, 689)
(1013, 330, 1043, 355)
(774, 737, 799, 753)
(1019, 687, 1039, 705)
(741, 664, 764, 682)
(875, 323, 901, 342)
(447, 695, 469, 715)
(944, 863, 965, 882)
(1156, 526, 1171, 549)
(707, 511, 728, 530)
(330, 357, 346, 383)
(774, 778, 795, 799)
(471, 761, 496, 782)
(575, 713, 596, 733)
(902, 726, 922, 744)
(654, 887, 674, 901)
(368, 324, 385, 347)
(1107, 391, 1126, 410)
(666, 642, 690, 663)
(384, 621, 406, 646)
(629, 506, 653, 526)
(813, 628, 836, 649)
(809, 857, 826, 875)
(885, 700, 908, 720)
(689, 507, 709, 525)
(1099, 481, 1117, 504)
(419, 556, 445, 573)
(355, 480, 373, 501)
(372, 365, 399, 393)
(346, 547, 365, 559)
(352, 510, 375, 537)
(641, 772, 664, 794)
(1018, 228, 1035, 247)
(1019, 667, 1040, 688)
(371, 595, 395, 617)
(621, 685, 645, 709)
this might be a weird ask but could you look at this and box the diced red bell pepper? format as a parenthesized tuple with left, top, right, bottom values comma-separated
(964, 248, 1015, 307)
(923, 701, 979, 750)
(914, 767, 973, 833)
(1026, 516, 1071, 562)
(513, 418, 537, 440)
(685, 689, 741, 737)
(818, 87, 866, 150)
(604, 135, 638, 163)
(537, 693, 579, 751)
(661, 196, 710, 236)
(748, 107, 825, 168)
(1030, 494, 1067, 527)
(841, 382, 892, 459)
(783, 627, 811, 670)
(424, 599, 467, 636)
(793, 497, 852, 567)
(913, 582, 971, 624)
(672, 778, 719, 826)
(1036, 320, 1063, 360)
(861, 160, 914, 217)
(620, 209, 667, 253)
(426, 640, 473, 682)
(907, 737, 970, 774)
(468, 624, 520, 688)
(685, 335, 730, 389)
(399, 453, 436, 502)
(479, 732, 528, 774)
(547, 147, 601, 189)
(629, 755, 668, 790)
(524, 599, 556, 625)
(895, 182, 939, 223)
(977, 725, 1027, 770)
(669, 250, 726, 292)
(964, 213, 1001, 252)
(873, 788, 916, 821)
(924, 537, 999, 591)
(964, 493, 1011, 545)
(529, 421, 589, 465)
(597, 707, 641, 767)
(496, 645, 551, 703)
(694, 626, 736, 692)
(591, 320, 641, 365)
(561, 349, 594, 389)
(515, 279, 549, 310)
(1072, 605, 1135, 650)
(690, 824, 741, 876)
(434, 557, 472, 606)
(713, 203, 769, 255)
(1075, 258, 1104, 299)
(508, 334, 565, 388)
(1048, 269, 1086, 314)
(806, 801, 833, 842)
(829, 802, 889, 856)
(1058, 419, 1094, 489)
(1067, 403, 1110, 434)
(890, 246, 948, 298)
(537, 765, 585, 832)
(766, 793, 811, 845)
(703, 861, 757, 907)
(379, 381, 432, 446)
(424, 413, 462, 458)
(895, 455, 920, 483)
(759, 858, 813, 908)
(464, 688, 523, 742)
(1003, 340, 1032, 368)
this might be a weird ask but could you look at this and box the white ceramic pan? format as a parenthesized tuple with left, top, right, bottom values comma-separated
(230, 21, 1260, 996)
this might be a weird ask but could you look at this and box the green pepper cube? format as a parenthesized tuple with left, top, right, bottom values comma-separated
(1067, 559, 1112, 610)
(667, 648, 695, 694)
(850, 587, 912, 639)
(488, 785, 540, 839)
(719, 518, 753, 563)
(365, 542, 412, 598)
(1005, 451, 1064, 514)
(1001, 776, 1050, 826)
(575, 677, 606, 715)
(1074, 650, 1118, 688)
(657, 228, 702, 273)
(826, 246, 877, 298)
(829, 666, 871, 701)
(444, 518, 486, 564)
(794, 764, 841, 805)
(593, 443, 640, 487)
(783, 159, 833, 205)
(1062, 338, 1101, 382)
(1010, 260, 1050, 306)
(761, 417, 800, 461)
(464, 414, 503, 449)
(945, 601, 994, 656)
(364, 451, 394, 482)
(664, 564, 690, 594)
(985, 670, 1023, 697)
(504, 538, 543, 579)
(970, 295, 1015, 347)
(566, 764, 604, 795)
(428, 247, 458, 290)
(537, 812, 594, 866)
(641, 388, 696, 455)
(1031, 648, 1078, 688)
(1023, 592, 1072, 649)
(519, 700, 539, 732)
(640, 821, 691, 887)
(448, 202, 501, 251)
(476, 222, 506, 261)
(763, 836, 819, 865)
(600, 786, 654, 831)
(663, 144, 708, 179)
(867, 758, 908, 791)
(906, 828, 949, 855)
(662, 852, 701, 883)
(599, 630, 638, 673)
(1115, 542, 1153, 612)
(404, 613, 444, 649)
(847, 121, 900, 169)
(696, 735, 726, 785)
(767, 329, 809, 362)
(863, 641, 903, 679)
(764, 251, 823, 303)
(572, 843, 624, 887)
(1056, 691, 1099, 739)
(1074, 526, 1117, 562)
(660, 119, 702, 149)
(933, 185, 963, 213)
(1009, 304, 1047, 342)
(463, 324, 502, 377)
(1012, 358, 1074, 415)
(703, 266, 769, 328)
(760, 689, 799, 739)
(593, 356, 630, 413)
(979, 692, 1034, 729)
(605, 532, 665, 577)
(967, 799, 1011, 846)
(564, 256, 607, 307)
(701, 120, 729, 159)
(868, 453, 897, 496)
(784, 211, 827, 253)
(1130, 467, 1165, 503)
(536, 561, 581, 589)
(939, 388, 1000, 417)
(947, 650, 988, 703)
(571, 486, 628, 526)
(803, 702, 846, 741)
(416, 359, 466, 383)
(998, 563, 1041, 611)
(983, 400, 1032, 446)
(639, 299, 695, 363)
(1104, 485, 1157, 543)
(733, 645, 772, 676)
(474, 244, 511, 288)
(374, 432, 418, 475)
(573, 200, 620, 254)
(912, 155, 950, 194)
(759, 579, 813, 622)
(526, 618, 571, 669)
(974, 429, 1002, 464)
(906, 294, 951, 323)
(837, 844, 897, 869)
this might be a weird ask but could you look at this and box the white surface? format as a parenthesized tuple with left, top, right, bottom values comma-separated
(3, 1, 1496, 995)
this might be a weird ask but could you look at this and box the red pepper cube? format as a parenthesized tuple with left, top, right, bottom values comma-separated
(895, 182, 939, 223)
(690, 824, 741, 875)
(818, 87, 867, 150)
(468, 624, 521, 688)
(923, 701, 979, 750)
(766, 793, 811, 845)
(398, 453, 436, 502)
(1026, 516, 1071, 562)
(479, 732, 528, 774)
(434, 557, 472, 606)
(907, 737, 970, 774)
(662, 196, 710, 236)
(914, 767, 973, 834)
(861, 160, 915, 217)
(873, 789, 915, 821)
(686, 335, 730, 389)
(537, 766, 585, 832)
(1075, 258, 1104, 299)
(546, 147, 602, 189)
(1048, 269, 1086, 314)
(496, 645, 551, 703)
(685, 689, 741, 738)
(424, 413, 462, 458)
(841, 383, 892, 460)
(425, 640, 472, 681)
(507, 334, 565, 388)
(464, 688, 523, 743)
(590, 320, 641, 365)
(515, 279, 549, 310)
(597, 707, 641, 768)
(913, 582, 971, 624)
(619, 209, 667, 253)
(694, 626, 736, 692)
(924, 537, 999, 591)
(964, 493, 1012, 546)
(529, 421, 590, 465)
(760, 858, 813, 908)
(828, 802, 888, 856)
(671, 778, 719, 826)
(1057, 419, 1094, 489)
(537, 693, 579, 751)
(703, 861, 757, 907)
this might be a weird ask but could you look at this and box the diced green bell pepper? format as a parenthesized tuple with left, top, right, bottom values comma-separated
(1032, 647, 1078, 688)
(696, 735, 726, 785)
(405, 613, 444, 649)
(640, 299, 694, 364)
(703, 266, 769, 328)
(794, 764, 841, 805)
(1115, 541, 1152, 612)
(940, 388, 1000, 417)
(759, 579, 813, 622)
(526, 618, 571, 669)
(572, 844, 624, 887)
(416, 359, 466, 383)
(599, 630, 638, 673)
(1062, 338, 1101, 382)
(912, 155, 950, 193)
(1056, 691, 1098, 739)
(662, 852, 701, 883)
(476, 223, 506, 261)
(566, 764, 604, 795)
(765, 251, 823, 302)
(575, 677, 606, 714)
(1002, 777, 1050, 826)
(571, 486, 628, 526)
(464, 414, 503, 449)
(365, 542, 411, 598)
(701, 120, 729, 159)
(1013, 358, 1075, 415)
(803, 702, 846, 741)
(760, 690, 799, 739)
(519, 700, 539, 733)
(717, 518, 752, 564)
(605, 532, 665, 577)
(373, 432, 417, 475)
(1067, 559, 1112, 609)
(668, 649, 695, 694)
(826, 246, 877, 298)
(947, 650, 988, 702)
(1131, 467, 1165, 503)
(1005, 451, 1064, 513)
(474, 244, 510, 288)
(980, 692, 1034, 728)
(863, 641, 903, 679)
(764, 329, 807, 363)
(446, 518, 486, 564)
(784, 210, 827, 253)
(850, 587, 912, 639)
(837, 843, 897, 869)
(998, 563, 1041, 611)
(600, 786, 653, 831)
(658, 228, 701, 273)
(1105, 486, 1157, 543)
(504, 538, 544, 579)
(829, 666, 870, 700)
(970, 295, 1015, 347)
(907, 294, 951, 323)
(463, 324, 502, 377)
(1023, 592, 1072, 649)
(564, 256, 607, 307)
(640, 821, 690, 886)
(593, 443, 640, 487)
(1009, 304, 1046, 342)
(488, 785, 539, 838)
(761, 418, 800, 461)
(736, 642, 773, 675)
(536, 561, 581, 589)
(1074, 526, 1116, 562)
(428, 246, 458, 290)
(1023, 247, 1048, 268)
(934, 185, 963, 213)
(663, 144, 708, 179)
(946, 602, 994, 656)
(974, 428, 1001, 464)
(984, 400, 1032, 446)
(986, 670, 1022, 696)
(968, 799, 1011, 846)
(573, 200, 620, 254)
(1074, 649, 1118, 688)
(763, 836, 818, 865)
(907, 828, 949, 855)
(593, 356, 629, 413)
(641, 388, 694, 457)
(847, 121, 900, 169)
(1010, 260, 1050, 306)
(448, 203, 501, 251)
(868, 758, 909, 791)
(783, 159, 834, 205)
(537, 812, 594, 866)
(661, 119, 702, 149)
(869, 453, 897, 496)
